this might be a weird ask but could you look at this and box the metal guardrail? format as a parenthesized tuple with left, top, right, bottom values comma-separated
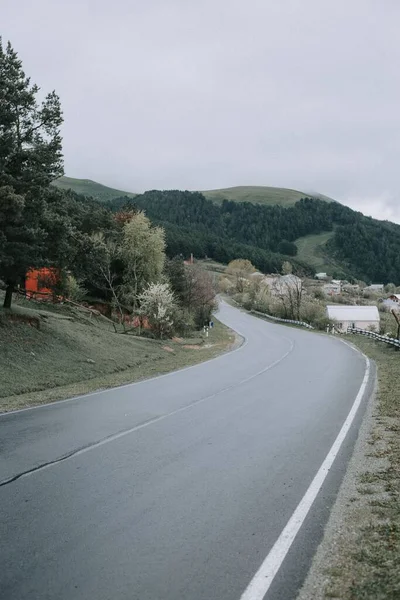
(347, 326, 400, 348)
(251, 310, 314, 329)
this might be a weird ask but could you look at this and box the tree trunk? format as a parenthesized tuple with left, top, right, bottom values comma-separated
(3, 284, 13, 309)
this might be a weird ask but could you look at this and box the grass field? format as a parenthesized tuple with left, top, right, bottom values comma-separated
(52, 176, 136, 202)
(295, 230, 336, 272)
(318, 336, 400, 599)
(0, 296, 236, 412)
(201, 186, 335, 207)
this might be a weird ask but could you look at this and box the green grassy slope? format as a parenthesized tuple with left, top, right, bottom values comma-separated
(0, 296, 234, 412)
(201, 186, 335, 207)
(294, 230, 346, 275)
(54, 177, 336, 208)
(52, 176, 136, 202)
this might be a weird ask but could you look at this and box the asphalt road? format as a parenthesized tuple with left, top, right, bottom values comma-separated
(0, 301, 372, 600)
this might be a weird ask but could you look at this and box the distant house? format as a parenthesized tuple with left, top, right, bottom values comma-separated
(323, 280, 341, 296)
(315, 272, 328, 280)
(25, 267, 59, 300)
(326, 305, 380, 333)
(382, 294, 400, 310)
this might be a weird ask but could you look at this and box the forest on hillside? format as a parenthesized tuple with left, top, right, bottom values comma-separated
(108, 191, 400, 284)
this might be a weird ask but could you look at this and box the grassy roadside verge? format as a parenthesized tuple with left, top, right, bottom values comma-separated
(0, 300, 238, 413)
(298, 336, 400, 599)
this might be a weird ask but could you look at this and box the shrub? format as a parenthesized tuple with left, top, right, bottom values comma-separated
(172, 308, 195, 336)
(219, 277, 234, 294)
(64, 275, 87, 302)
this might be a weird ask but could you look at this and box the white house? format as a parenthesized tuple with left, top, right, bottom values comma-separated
(326, 305, 380, 333)
(382, 294, 400, 310)
(315, 272, 328, 280)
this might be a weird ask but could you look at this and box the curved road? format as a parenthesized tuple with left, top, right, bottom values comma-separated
(0, 301, 373, 600)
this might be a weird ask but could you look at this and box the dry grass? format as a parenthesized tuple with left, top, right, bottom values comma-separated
(317, 336, 400, 599)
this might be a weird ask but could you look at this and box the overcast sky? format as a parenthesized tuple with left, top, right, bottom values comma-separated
(2, 0, 400, 221)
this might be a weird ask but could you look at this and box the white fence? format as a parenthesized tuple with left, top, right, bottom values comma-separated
(251, 310, 314, 329)
(347, 326, 400, 348)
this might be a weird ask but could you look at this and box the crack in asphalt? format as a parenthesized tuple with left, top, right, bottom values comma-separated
(1, 336, 295, 488)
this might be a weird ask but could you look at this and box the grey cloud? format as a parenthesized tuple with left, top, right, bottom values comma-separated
(2, 0, 400, 220)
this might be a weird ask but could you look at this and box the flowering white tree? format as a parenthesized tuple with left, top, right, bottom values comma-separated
(138, 282, 177, 338)
(121, 211, 166, 309)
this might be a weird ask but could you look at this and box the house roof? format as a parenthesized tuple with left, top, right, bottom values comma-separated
(389, 294, 400, 300)
(326, 305, 380, 321)
(365, 284, 384, 290)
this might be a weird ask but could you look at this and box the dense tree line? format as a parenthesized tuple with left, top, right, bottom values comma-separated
(328, 219, 400, 283)
(109, 191, 354, 253)
(108, 193, 397, 283)
(108, 190, 400, 284)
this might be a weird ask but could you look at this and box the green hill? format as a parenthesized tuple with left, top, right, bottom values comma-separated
(52, 176, 136, 202)
(54, 177, 336, 208)
(201, 186, 335, 207)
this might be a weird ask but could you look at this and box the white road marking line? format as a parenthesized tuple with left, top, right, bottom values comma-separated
(1, 338, 294, 485)
(240, 354, 371, 600)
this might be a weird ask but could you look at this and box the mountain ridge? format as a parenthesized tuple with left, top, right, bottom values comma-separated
(53, 176, 336, 208)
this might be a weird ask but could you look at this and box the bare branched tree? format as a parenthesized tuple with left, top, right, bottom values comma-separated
(89, 233, 124, 330)
(273, 274, 304, 320)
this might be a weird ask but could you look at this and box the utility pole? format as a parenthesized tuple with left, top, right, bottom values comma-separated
(391, 309, 400, 350)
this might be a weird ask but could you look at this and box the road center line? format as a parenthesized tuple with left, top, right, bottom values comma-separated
(240, 353, 370, 600)
(0, 338, 294, 487)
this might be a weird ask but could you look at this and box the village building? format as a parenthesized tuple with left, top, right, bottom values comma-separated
(323, 280, 342, 296)
(326, 305, 380, 333)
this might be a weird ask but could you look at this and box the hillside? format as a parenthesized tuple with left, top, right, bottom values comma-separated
(201, 186, 335, 207)
(53, 177, 400, 283)
(294, 231, 336, 272)
(55, 177, 335, 208)
(52, 176, 137, 202)
(108, 190, 400, 283)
